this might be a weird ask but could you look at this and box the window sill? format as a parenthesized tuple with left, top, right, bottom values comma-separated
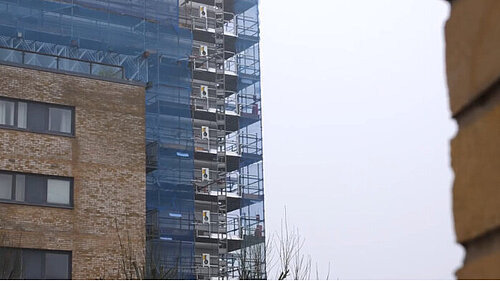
(0, 200, 74, 210)
(0, 125, 75, 138)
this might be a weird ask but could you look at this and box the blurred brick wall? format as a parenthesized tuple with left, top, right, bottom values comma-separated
(445, 0, 500, 278)
(0, 64, 146, 279)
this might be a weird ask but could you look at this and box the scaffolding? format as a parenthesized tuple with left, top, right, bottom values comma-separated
(0, 0, 265, 279)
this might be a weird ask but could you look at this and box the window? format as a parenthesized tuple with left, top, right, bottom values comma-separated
(0, 248, 71, 279)
(0, 171, 73, 208)
(17, 102, 27, 129)
(0, 173, 12, 200)
(15, 175, 25, 201)
(45, 252, 70, 279)
(0, 248, 22, 279)
(25, 175, 46, 204)
(49, 107, 72, 134)
(47, 179, 70, 205)
(0, 97, 74, 136)
(0, 100, 15, 126)
(23, 250, 43, 279)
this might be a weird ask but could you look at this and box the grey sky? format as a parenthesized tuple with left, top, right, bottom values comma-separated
(260, 0, 463, 279)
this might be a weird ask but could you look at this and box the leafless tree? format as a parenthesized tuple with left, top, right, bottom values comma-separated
(101, 219, 178, 280)
(268, 208, 332, 280)
(274, 208, 310, 280)
(238, 242, 267, 280)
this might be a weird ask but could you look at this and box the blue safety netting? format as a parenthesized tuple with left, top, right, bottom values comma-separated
(0, 0, 195, 278)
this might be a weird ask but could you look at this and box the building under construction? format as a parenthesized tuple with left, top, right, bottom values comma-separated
(0, 0, 265, 279)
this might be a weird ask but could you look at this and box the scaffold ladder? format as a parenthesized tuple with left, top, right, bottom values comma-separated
(214, 0, 228, 279)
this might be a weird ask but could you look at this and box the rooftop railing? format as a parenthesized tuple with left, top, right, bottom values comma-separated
(0, 46, 125, 80)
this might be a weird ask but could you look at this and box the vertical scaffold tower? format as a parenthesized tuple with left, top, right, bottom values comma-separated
(180, 0, 265, 279)
(214, 0, 229, 278)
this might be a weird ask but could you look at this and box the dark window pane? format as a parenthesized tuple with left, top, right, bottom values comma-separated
(25, 175, 46, 204)
(0, 173, 13, 200)
(27, 103, 48, 132)
(0, 248, 23, 279)
(45, 253, 69, 280)
(23, 250, 43, 279)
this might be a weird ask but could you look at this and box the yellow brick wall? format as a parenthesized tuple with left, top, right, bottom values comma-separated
(445, 0, 500, 278)
(0, 64, 146, 279)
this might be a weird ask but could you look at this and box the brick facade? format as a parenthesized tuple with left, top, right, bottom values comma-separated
(445, 0, 500, 278)
(0, 64, 146, 279)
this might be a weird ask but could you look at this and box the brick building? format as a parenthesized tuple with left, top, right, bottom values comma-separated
(0, 63, 146, 279)
(445, 0, 500, 278)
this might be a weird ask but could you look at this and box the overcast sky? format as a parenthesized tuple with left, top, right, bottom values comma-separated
(260, 0, 464, 279)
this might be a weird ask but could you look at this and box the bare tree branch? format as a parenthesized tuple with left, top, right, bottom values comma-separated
(268, 207, 333, 280)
